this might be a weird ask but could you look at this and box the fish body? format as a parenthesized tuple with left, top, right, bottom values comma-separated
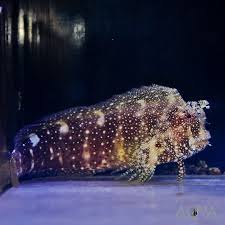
(11, 85, 211, 182)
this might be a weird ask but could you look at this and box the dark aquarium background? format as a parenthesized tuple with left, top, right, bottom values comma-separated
(0, 0, 225, 175)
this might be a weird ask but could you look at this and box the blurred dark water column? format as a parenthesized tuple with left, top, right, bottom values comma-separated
(0, 2, 6, 156)
(0, 0, 24, 189)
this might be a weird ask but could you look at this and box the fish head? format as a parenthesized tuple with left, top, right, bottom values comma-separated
(185, 100, 211, 155)
(167, 100, 211, 159)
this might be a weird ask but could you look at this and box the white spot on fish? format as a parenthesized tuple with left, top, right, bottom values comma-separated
(82, 150, 90, 161)
(83, 143, 88, 148)
(29, 149, 34, 157)
(135, 99, 146, 117)
(49, 147, 54, 160)
(94, 110, 105, 126)
(58, 153, 63, 165)
(56, 120, 69, 134)
(29, 133, 40, 147)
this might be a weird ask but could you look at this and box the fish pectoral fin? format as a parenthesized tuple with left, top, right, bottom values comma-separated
(137, 165, 156, 183)
(111, 165, 128, 176)
(177, 159, 186, 181)
(135, 147, 158, 183)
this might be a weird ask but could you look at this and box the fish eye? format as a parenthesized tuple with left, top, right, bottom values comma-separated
(187, 114, 192, 118)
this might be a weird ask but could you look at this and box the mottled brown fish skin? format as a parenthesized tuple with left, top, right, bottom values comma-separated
(11, 85, 211, 182)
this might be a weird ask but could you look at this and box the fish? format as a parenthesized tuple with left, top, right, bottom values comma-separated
(10, 85, 211, 182)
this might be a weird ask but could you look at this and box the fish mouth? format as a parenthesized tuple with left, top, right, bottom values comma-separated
(190, 129, 211, 151)
(192, 139, 210, 151)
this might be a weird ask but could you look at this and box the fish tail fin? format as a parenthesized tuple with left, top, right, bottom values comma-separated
(0, 151, 20, 190)
(10, 149, 23, 179)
